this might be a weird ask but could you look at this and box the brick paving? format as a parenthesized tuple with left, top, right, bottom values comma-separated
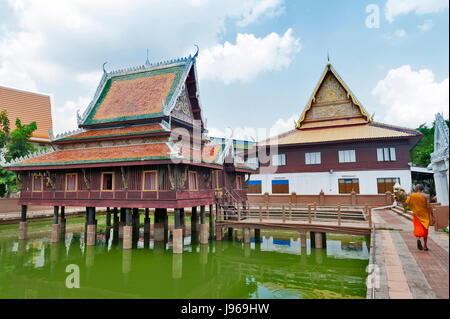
(400, 232, 449, 299)
(373, 209, 449, 299)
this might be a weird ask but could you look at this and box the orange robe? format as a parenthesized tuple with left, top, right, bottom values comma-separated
(406, 193, 430, 238)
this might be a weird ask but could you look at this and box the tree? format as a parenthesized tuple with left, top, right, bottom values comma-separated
(410, 119, 449, 167)
(0, 110, 37, 197)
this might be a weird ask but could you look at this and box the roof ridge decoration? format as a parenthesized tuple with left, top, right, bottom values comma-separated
(295, 63, 371, 129)
(4, 147, 54, 167)
(77, 49, 198, 127)
(51, 127, 87, 141)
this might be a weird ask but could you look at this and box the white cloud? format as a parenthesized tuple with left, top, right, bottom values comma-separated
(394, 29, 406, 37)
(53, 96, 91, 134)
(418, 19, 435, 31)
(372, 65, 449, 128)
(197, 28, 301, 84)
(1, 0, 287, 133)
(385, 0, 448, 23)
(237, 0, 285, 27)
(269, 114, 297, 138)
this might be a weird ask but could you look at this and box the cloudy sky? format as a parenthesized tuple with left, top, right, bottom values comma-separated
(0, 0, 448, 140)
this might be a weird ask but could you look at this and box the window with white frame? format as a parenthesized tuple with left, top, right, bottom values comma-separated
(377, 147, 396, 161)
(272, 154, 286, 166)
(338, 150, 356, 163)
(305, 152, 321, 165)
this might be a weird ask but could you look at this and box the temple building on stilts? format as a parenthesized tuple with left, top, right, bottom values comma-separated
(4, 48, 257, 253)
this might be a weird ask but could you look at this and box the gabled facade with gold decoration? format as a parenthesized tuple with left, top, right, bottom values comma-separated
(249, 62, 422, 196)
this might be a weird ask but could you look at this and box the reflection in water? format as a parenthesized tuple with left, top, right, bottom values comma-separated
(0, 222, 369, 299)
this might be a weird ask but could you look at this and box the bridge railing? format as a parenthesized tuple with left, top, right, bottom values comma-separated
(216, 202, 372, 228)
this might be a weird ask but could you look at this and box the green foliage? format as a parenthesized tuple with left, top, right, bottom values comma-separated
(0, 110, 10, 149)
(410, 120, 449, 167)
(4, 118, 37, 163)
(0, 110, 37, 197)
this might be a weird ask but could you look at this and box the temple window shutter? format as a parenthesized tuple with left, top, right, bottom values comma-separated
(143, 171, 157, 191)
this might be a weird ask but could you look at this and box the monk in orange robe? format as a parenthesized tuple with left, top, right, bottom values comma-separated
(404, 184, 435, 251)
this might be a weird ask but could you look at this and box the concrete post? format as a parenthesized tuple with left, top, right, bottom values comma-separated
(314, 232, 323, 249)
(215, 226, 223, 241)
(86, 207, 96, 246)
(123, 208, 132, 250)
(244, 228, 251, 244)
(19, 205, 27, 240)
(51, 206, 60, 243)
(300, 231, 307, 248)
(173, 208, 183, 254)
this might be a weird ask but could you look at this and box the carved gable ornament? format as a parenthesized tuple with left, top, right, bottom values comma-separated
(171, 87, 193, 124)
(296, 63, 371, 128)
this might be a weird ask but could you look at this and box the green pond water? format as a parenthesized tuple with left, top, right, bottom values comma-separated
(0, 216, 370, 299)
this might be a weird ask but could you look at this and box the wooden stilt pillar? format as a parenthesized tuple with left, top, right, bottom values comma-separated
(154, 208, 166, 241)
(209, 204, 214, 239)
(180, 208, 186, 239)
(200, 206, 208, 244)
(173, 208, 183, 254)
(123, 208, 132, 250)
(144, 208, 150, 235)
(19, 205, 27, 240)
(113, 207, 119, 226)
(60, 206, 66, 238)
(228, 227, 233, 239)
(106, 207, 111, 227)
(254, 229, 261, 244)
(191, 206, 198, 233)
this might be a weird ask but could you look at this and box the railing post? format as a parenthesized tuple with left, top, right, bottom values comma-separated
(266, 204, 270, 219)
(367, 205, 372, 228)
(289, 204, 292, 221)
(282, 205, 286, 223)
(259, 205, 262, 222)
(308, 205, 312, 224)
(314, 203, 317, 219)
(337, 204, 341, 226)
(238, 205, 241, 221)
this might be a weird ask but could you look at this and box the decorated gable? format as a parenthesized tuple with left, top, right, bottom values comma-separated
(171, 87, 194, 124)
(297, 64, 371, 129)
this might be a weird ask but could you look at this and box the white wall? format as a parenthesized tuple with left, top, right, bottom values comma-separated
(250, 169, 412, 195)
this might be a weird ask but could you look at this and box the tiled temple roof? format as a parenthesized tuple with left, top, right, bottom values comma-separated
(9, 143, 173, 167)
(259, 122, 421, 146)
(54, 123, 168, 142)
(0, 86, 53, 143)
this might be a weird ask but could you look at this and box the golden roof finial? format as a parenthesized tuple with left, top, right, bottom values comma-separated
(327, 49, 331, 66)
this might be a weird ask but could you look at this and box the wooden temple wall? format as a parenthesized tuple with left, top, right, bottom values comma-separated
(18, 164, 247, 208)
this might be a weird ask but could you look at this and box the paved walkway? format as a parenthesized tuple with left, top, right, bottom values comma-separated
(0, 207, 87, 223)
(372, 209, 449, 299)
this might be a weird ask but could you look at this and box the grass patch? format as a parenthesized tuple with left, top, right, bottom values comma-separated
(375, 227, 402, 231)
